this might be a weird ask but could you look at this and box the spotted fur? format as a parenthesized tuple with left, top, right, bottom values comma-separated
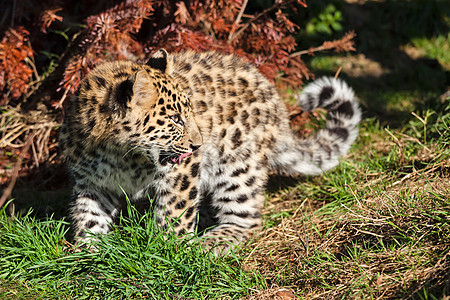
(60, 49, 360, 253)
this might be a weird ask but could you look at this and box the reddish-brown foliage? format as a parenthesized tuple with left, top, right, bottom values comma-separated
(59, 0, 354, 101)
(1, 0, 356, 107)
(60, 0, 155, 97)
(0, 27, 34, 104)
(145, 0, 311, 89)
(0, 0, 355, 192)
(40, 8, 63, 33)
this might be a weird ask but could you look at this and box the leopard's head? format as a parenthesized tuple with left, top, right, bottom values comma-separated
(100, 49, 203, 166)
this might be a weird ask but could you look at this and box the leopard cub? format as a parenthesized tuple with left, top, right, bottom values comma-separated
(59, 49, 360, 253)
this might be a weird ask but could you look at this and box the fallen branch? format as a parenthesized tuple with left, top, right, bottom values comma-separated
(0, 132, 35, 209)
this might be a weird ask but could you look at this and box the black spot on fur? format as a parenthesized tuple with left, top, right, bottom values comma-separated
(231, 128, 242, 149)
(225, 184, 240, 192)
(145, 126, 155, 134)
(245, 176, 256, 187)
(190, 162, 200, 178)
(329, 127, 349, 140)
(85, 220, 98, 229)
(83, 80, 91, 91)
(170, 218, 180, 228)
(231, 166, 249, 177)
(88, 96, 97, 105)
(197, 101, 208, 113)
(143, 114, 150, 126)
(218, 144, 225, 157)
(185, 206, 195, 219)
(335, 101, 354, 117)
(220, 129, 227, 139)
(99, 104, 109, 114)
(157, 120, 165, 126)
(241, 110, 249, 121)
(216, 181, 227, 189)
(224, 211, 248, 218)
(180, 175, 190, 191)
(168, 196, 177, 205)
(224, 211, 259, 219)
(189, 187, 198, 200)
(183, 63, 192, 72)
(236, 194, 248, 203)
(159, 189, 170, 196)
(248, 97, 257, 104)
(319, 86, 334, 106)
(113, 72, 129, 78)
(201, 74, 212, 83)
(175, 200, 186, 210)
(238, 77, 249, 88)
(252, 108, 260, 116)
(227, 116, 235, 124)
(217, 197, 232, 203)
(87, 118, 96, 131)
(93, 76, 106, 88)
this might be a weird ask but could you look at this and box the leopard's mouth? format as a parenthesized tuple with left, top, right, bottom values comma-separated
(170, 152, 193, 164)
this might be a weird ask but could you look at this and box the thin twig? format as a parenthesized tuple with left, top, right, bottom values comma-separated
(384, 128, 401, 145)
(334, 66, 343, 79)
(0, 133, 35, 209)
(56, 88, 70, 109)
(290, 31, 356, 58)
(290, 45, 330, 58)
(229, 0, 297, 42)
(228, 0, 248, 41)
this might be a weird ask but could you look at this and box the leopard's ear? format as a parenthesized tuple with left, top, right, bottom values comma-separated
(131, 70, 158, 108)
(146, 49, 172, 74)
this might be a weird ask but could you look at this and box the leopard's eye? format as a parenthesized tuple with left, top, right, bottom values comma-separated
(170, 114, 184, 126)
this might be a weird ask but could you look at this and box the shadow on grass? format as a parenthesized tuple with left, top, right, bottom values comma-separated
(299, 0, 449, 127)
(6, 162, 71, 220)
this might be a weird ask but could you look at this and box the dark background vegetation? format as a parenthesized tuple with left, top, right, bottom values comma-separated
(0, 0, 449, 298)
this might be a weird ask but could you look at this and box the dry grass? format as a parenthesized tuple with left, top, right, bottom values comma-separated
(244, 128, 450, 299)
(0, 106, 60, 209)
(0, 106, 57, 152)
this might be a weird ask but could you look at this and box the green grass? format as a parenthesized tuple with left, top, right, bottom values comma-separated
(0, 202, 265, 299)
(411, 33, 450, 68)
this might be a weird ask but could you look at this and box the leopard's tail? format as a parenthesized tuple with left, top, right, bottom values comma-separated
(270, 77, 361, 176)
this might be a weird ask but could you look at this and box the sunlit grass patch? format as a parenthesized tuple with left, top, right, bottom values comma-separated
(0, 201, 265, 299)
